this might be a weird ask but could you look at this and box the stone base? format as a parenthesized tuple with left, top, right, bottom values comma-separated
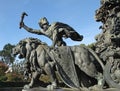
(22, 87, 120, 91)
(0, 87, 119, 91)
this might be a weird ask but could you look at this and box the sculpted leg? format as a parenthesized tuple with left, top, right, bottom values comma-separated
(95, 72, 105, 88)
(44, 63, 57, 88)
(74, 47, 104, 87)
(24, 71, 40, 89)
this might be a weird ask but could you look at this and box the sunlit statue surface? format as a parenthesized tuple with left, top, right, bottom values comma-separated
(12, 13, 105, 90)
(12, 0, 120, 90)
(12, 37, 104, 90)
(19, 13, 83, 48)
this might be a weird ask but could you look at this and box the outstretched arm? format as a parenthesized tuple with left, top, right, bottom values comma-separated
(20, 22, 44, 35)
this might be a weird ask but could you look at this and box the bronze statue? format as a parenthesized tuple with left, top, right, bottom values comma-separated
(12, 37, 104, 90)
(19, 13, 83, 48)
(12, 0, 120, 90)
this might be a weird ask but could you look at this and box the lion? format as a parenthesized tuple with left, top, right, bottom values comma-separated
(12, 37, 104, 89)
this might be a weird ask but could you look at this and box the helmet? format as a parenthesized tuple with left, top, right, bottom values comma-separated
(39, 17, 49, 28)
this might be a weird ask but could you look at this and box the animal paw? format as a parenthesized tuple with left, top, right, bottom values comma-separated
(23, 84, 32, 90)
(47, 83, 57, 90)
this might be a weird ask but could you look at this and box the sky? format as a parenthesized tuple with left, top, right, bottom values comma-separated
(0, 0, 102, 50)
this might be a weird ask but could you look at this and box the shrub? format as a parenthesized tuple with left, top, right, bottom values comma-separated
(0, 75, 7, 81)
(0, 61, 8, 81)
(0, 61, 8, 75)
(5, 73, 24, 82)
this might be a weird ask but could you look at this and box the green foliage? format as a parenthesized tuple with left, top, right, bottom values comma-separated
(0, 62, 8, 76)
(0, 61, 8, 81)
(80, 44, 86, 47)
(87, 43, 96, 50)
(0, 75, 7, 81)
(5, 73, 24, 82)
(0, 43, 15, 65)
(0, 60, 24, 82)
(80, 43, 96, 50)
(40, 72, 62, 83)
(40, 74, 50, 83)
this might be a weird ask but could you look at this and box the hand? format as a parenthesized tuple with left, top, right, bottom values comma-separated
(19, 22, 24, 29)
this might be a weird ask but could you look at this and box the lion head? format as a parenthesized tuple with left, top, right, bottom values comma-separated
(12, 40, 27, 59)
(12, 37, 45, 59)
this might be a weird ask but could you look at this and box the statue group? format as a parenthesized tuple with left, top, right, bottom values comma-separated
(12, 0, 120, 90)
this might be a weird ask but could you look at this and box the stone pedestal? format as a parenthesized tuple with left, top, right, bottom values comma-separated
(0, 87, 119, 91)
(22, 87, 120, 91)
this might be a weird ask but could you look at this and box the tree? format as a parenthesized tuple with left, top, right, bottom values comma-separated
(0, 44, 27, 82)
(87, 43, 96, 50)
(0, 43, 15, 65)
(80, 44, 86, 47)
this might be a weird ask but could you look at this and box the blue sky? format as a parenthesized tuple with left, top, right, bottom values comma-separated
(0, 0, 101, 50)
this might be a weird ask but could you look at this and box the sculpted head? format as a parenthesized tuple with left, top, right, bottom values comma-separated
(12, 40, 27, 59)
(38, 17, 49, 30)
(12, 38, 47, 59)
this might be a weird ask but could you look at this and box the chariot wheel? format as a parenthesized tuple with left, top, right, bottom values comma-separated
(104, 57, 120, 89)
